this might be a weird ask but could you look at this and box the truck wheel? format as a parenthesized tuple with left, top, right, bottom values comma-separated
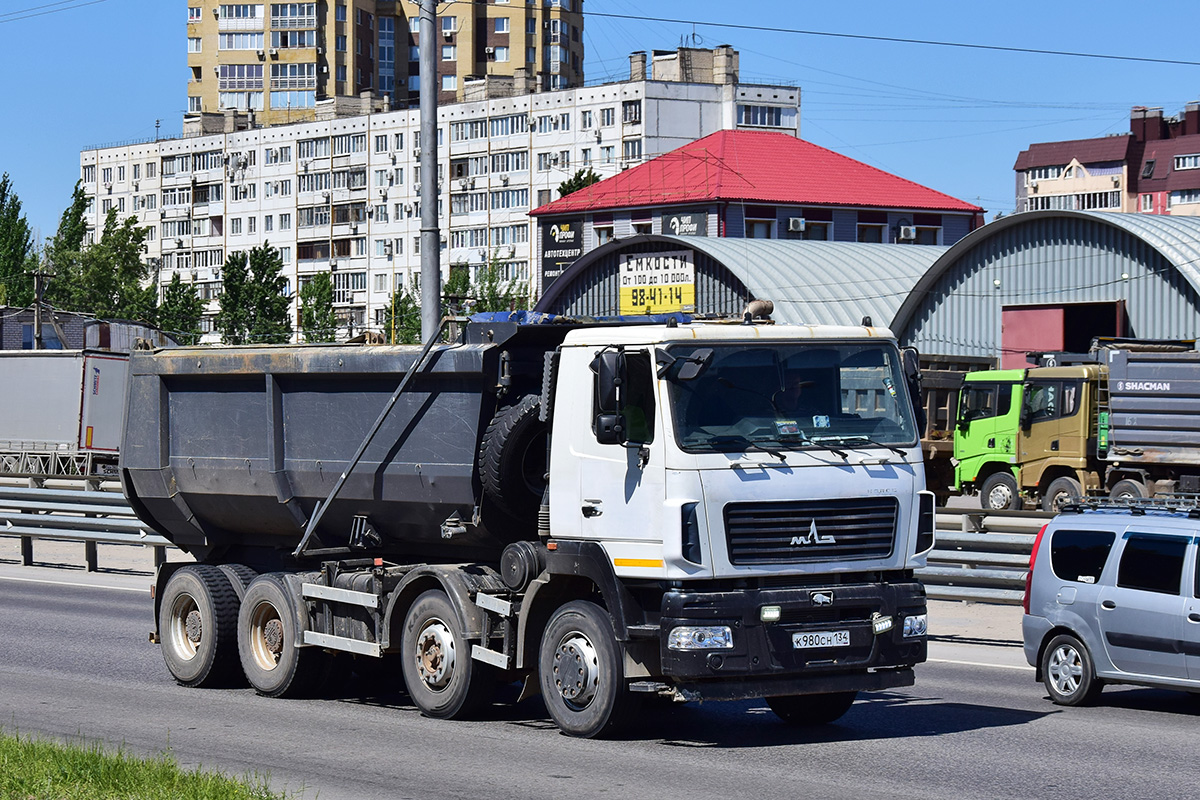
(766, 691, 858, 725)
(159, 565, 241, 688)
(980, 472, 1022, 510)
(1042, 476, 1083, 513)
(400, 590, 493, 719)
(538, 600, 641, 738)
(480, 395, 548, 523)
(238, 574, 328, 698)
(1110, 479, 1148, 502)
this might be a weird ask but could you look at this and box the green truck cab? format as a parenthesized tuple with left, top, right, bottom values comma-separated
(953, 365, 1103, 511)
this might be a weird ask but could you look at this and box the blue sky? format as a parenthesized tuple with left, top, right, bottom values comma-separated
(2, 0, 1199, 240)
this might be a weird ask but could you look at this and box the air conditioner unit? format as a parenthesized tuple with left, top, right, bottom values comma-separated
(458, 179, 469, 190)
(256, 49, 265, 59)
(189, 269, 198, 280)
(390, 153, 397, 164)
(320, 65, 329, 74)
(484, 47, 495, 55)
(132, 180, 139, 190)
(384, 241, 393, 255)
(212, 267, 221, 278)
(442, 30, 453, 39)
(404, 203, 413, 213)
(500, 174, 509, 184)
(379, 187, 388, 198)
(468, 178, 475, 189)
(316, 46, 324, 55)
(160, 210, 167, 219)
(414, 182, 422, 192)
(594, 130, 602, 142)
(321, 190, 330, 200)
(787, 217, 805, 232)
(413, 147, 421, 158)
(212, 6, 219, 16)
(175, 238, 184, 248)
(898, 226, 918, 241)
(350, 223, 358, 233)
(1112, 176, 1121, 186)
(1030, 179, 1038, 191)
(330, 259, 338, 270)
(551, 155, 559, 164)
(269, 48, 278, 57)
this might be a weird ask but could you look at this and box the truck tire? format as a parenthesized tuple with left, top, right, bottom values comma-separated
(1110, 478, 1148, 502)
(159, 565, 241, 688)
(980, 472, 1022, 510)
(766, 691, 858, 725)
(238, 574, 329, 698)
(1042, 476, 1083, 513)
(538, 600, 641, 738)
(479, 395, 548, 523)
(400, 590, 494, 719)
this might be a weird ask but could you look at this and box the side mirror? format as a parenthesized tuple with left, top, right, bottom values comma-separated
(901, 347, 927, 433)
(591, 350, 625, 444)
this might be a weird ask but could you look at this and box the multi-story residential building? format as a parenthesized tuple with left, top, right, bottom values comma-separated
(1014, 103, 1200, 216)
(186, 0, 585, 125)
(81, 47, 799, 340)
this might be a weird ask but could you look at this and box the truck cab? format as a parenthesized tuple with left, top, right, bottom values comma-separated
(955, 365, 1102, 510)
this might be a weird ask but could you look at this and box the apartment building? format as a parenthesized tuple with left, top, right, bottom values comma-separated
(187, 0, 585, 126)
(81, 47, 799, 339)
(1014, 103, 1200, 217)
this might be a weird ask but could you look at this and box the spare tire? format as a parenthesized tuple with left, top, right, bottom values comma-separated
(479, 395, 548, 524)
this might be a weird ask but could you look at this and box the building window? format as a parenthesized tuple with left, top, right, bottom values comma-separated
(1170, 189, 1200, 206)
(335, 3, 345, 21)
(600, 107, 615, 127)
(1142, 160, 1156, 179)
(495, 17, 509, 33)
(1029, 165, 1064, 182)
(595, 226, 614, 246)
(526, 46, 536, 64)
(1141, 193, 1154, 212)
(189, 6, 203, 21)
(494, 46, 509, 62)
(188, 37, 202, 53)
(218, 32, 265, 50)
(622, 139, 642, 162)
(622, 100, 641, 124)
(442, 44, 456, 60)
(857, 224, 884, 243)
(442, 74, 457, 91)
(737, 105, 786, 127)
(747, 220, 773, 239)
(441, 16, 455, 33)
(231, 217, 242, 235)
(1176, 154, 1200, 171)
(600, 146, 615, 164)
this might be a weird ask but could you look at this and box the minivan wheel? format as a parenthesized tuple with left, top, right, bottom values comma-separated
(1042, 633, 1101, 706)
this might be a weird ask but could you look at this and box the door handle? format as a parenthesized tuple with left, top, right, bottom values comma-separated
(1188, 613, 1200, 624)
(582, 501, 603, 518)
(1101, 600, 1117, 610)
(1051, 440, 1059, 451)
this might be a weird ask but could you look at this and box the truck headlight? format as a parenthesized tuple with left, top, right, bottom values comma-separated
(667, 625, 733, 650)
(903, 614, 927, 638)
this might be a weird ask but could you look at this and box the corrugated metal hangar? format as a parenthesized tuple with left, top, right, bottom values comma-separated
(533, 210, 1200, 365)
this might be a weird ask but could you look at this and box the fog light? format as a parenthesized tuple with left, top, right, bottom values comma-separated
(760, 605, 782, 623)
(667, 625, 733, 650)
(871, 613, 894, 635)
(903, 614, 927, 637)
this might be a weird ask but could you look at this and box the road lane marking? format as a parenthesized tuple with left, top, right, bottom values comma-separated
(927, 657, 1033, 672)
(0, 574, 145, 594)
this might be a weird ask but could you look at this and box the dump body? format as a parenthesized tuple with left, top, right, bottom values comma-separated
(121, 329, 559, 564)
(1103, 349, 1200, 468)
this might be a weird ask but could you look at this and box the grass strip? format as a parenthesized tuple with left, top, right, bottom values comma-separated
(0, 729, 290, 800)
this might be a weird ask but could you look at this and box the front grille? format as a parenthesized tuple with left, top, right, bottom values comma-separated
(724, 497, 898, 565)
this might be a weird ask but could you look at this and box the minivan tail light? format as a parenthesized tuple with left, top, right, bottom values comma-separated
(1023, 523, 1049, 615)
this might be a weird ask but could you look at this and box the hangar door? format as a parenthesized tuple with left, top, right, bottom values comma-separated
(1000, 302, 1127, 369)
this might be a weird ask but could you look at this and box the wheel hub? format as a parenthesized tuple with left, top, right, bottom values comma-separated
(262, 618, 284, 659)
(553, 634, 599, 707)
(988, 485, 1012, 507)
(415, 622, 455, 690)
(184, 610, 203, 644)
(1049, 645, 1081, 694)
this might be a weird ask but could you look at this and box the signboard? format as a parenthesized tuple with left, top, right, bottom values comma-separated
(540, 219, 583, 292)
(618, 250, 696, 315)
(662, 211, 708, 237)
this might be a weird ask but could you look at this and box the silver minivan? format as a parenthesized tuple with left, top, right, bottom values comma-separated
(1022, 503, 1200, 705)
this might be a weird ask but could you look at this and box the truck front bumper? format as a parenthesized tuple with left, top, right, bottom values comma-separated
(658, 580, 927, 700)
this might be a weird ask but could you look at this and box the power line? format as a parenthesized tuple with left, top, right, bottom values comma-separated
(583, 10, 1200, 69)
(0, 0, 109, 24)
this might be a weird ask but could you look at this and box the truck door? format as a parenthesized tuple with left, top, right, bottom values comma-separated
(1018, 380, 1067, 485)
(1097, 532, 1188, 679)
(954, 380, 1017, 485)
(572, 349, 667, 565)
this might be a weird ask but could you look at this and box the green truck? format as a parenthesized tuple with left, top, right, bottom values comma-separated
(953, 346, 1200, 510)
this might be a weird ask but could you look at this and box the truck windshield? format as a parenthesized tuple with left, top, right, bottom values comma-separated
(663, 342, 918, 454)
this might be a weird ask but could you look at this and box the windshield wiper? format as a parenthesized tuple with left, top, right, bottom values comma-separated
(812, 435, 907, 458)
(705, 434, 788, 462)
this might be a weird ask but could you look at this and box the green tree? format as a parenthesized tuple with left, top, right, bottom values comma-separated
(557, 167, 601, 199)
(158, 273, 205, 345)
(442, 263, 471, 314)
(380, 286, 422, 344)
(215, 244, 291, 344)
(299, 270, 338, 342)
(41, 182, 88, 311)
(48, 208, 155, 322)
(0, 173, 36, 307)
(472, 250, 529, 313)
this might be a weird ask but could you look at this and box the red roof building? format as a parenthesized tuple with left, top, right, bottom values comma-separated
(1014, 103, 1200, 216)
(530, 129, 983, 293)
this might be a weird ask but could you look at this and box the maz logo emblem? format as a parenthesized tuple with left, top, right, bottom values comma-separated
(810, 591, 834, 606)
(789, 520, 835, 546)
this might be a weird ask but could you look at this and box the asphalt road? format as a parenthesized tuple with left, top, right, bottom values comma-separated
(2, 566, 1199, 800)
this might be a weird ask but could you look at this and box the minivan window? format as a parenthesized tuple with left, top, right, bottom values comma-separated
(1116, 534, 1187, 595)
(1049, 529, 1115, 584)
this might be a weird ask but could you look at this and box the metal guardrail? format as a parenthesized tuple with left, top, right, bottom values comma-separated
(916, 510, 1049, 605)
(2, 486, 1046, 603)
(0, 486, 170, 572)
